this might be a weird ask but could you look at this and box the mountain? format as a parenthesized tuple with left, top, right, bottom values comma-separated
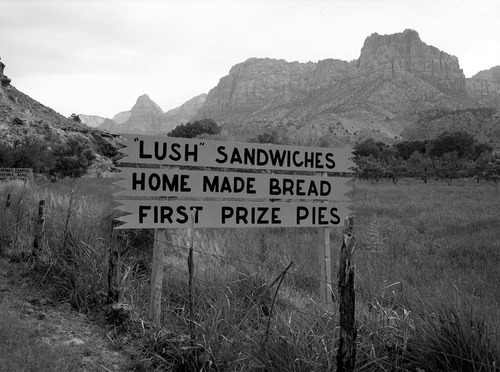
(90, 29, 499, 147)
(466, 66, 500, 106)
(112, 111, 131, 124)
(0, 58, 120, 173)
(189, 29, 498, 146)
(97, 93, 206, 135)
(79, 114, 105, 128)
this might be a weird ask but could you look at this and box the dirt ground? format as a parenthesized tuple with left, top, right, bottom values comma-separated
(0, 257, 138, 372)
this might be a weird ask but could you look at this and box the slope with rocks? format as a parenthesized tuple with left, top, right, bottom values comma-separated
(79, 114, 105, 128)
(0, 58, 121, 173)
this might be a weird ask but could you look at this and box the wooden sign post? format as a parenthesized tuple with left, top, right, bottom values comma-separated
(113, 134, 353, 324)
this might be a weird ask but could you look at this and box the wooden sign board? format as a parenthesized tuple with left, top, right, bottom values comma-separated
(118, 134, 354, 173)
(0, 168, 33, 182)
(114, 168, 352, 201)
(116, 200, 351, 229)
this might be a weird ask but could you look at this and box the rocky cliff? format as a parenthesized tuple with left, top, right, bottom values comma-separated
(357, 29, 466, 96)
(466, 66, 500, 107)
(79, 114, 105, 128)
(195, 29, 486, 142)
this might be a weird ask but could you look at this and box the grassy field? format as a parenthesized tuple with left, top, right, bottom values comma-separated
(0, 177, 498, 371)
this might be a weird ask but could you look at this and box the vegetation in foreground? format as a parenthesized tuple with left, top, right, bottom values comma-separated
(0, 177, 498, 371)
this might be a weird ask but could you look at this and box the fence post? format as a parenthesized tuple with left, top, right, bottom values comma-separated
(32, 200, 45, 258)
(149, 228, 166, 327)
(317, 171, 333, 304)
(107, 219, 120, 304)
(337, 215, 356, 372)
(5, 193, 11, 210)
(188, 212, 196, 341)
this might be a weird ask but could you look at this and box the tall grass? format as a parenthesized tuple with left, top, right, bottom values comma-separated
(0, 177, 499, 371)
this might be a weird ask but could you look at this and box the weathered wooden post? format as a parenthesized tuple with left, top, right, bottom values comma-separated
(187, 212, 196, 341)
(107, 219, 121, 304)
(337, 215, 356, 372)
(5, 193, 11, 210)
(32, 200, 45, 258)
(317, 172, 333, 304)
(149, 228, 166, 327)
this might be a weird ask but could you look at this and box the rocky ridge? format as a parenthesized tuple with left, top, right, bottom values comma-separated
(0, 58, 120, 174)
(82, 29, 499, 146)
(195, 29, 486, 142)
(95, 93, 206, 135)
(78, 114, 105, 128)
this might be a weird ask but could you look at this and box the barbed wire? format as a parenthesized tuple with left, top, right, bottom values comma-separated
(128, 243, 500, 371)
(116, 236, 500, 340)
(3, 192, 500, 343)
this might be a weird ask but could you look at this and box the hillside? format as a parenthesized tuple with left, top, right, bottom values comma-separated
(0, 58, 120, 174)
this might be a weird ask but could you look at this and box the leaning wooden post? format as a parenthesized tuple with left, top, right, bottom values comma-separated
(317, 172, 332, 304)
(32, 200, 45, 258)
(107, 218, 121, 304)
(5, 193, 11, 210)
(337, 215, 356, 372)
(150, 227, 166, 327)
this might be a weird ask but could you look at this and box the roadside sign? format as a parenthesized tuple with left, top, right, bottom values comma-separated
(0, 168, 33, 182)
(116, 200, 351, 229)
(114, 167, 352, 201)
(118, 134, 354, 173)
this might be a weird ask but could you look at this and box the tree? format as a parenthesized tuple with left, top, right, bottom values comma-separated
(50, 137, 95, 179)
(408, 152, 433, 183)
(168, 119, 220, 138)
(354, 155, 385, 182)
(434, 151, 464, 185)
(353, 138, 395, 160)
(386, 156, 408, 184)
(428, 131, 475, 159)
(393, 140, 427, 160)
(0, 136, 53, 174)
(69, 113, 82, 123)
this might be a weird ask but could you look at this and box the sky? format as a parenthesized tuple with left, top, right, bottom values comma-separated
(1, 0, 499, 119)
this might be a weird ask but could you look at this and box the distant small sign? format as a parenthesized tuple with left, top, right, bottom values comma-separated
(0, 168, 33, 182)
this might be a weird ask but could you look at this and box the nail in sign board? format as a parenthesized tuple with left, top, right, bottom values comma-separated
(118, 134, 355, 173)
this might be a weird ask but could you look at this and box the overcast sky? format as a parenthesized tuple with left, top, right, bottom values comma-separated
(1, 0, 499, 119)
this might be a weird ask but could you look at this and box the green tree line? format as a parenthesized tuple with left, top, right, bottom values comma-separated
(353, 132, 500, 184)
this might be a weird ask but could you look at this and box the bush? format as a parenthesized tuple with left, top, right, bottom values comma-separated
(168, 119, 221, 138)
(50, 137, 95, 179)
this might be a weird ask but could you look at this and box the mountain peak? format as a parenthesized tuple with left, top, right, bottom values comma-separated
(357, 29, 465, 95)
(132, 94, 163, 114)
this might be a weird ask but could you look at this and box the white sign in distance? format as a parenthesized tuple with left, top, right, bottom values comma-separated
(0, 168, 33, 182)
(118, 134, 354, 173)
(116, 200, 351, 229)
(114, 168, 352, 201)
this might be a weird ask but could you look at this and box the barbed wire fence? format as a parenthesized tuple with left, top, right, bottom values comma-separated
(111, 225, 499, 371)
(1, 187, 499, 371)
